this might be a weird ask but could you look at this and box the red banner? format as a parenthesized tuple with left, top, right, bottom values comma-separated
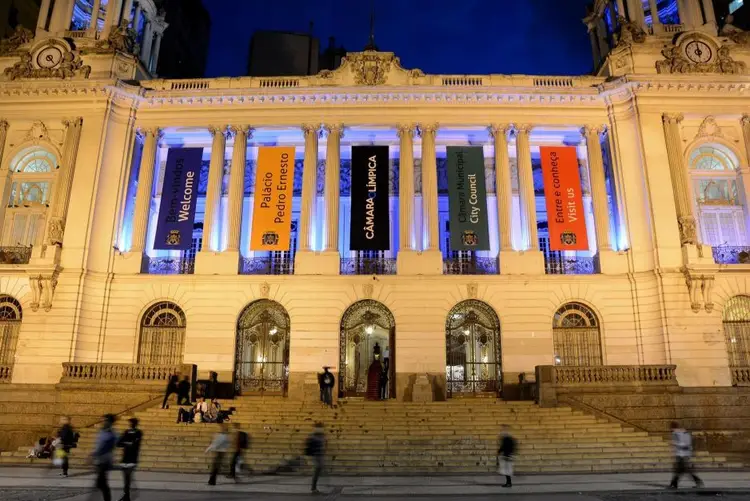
(540, 146, 589, 251)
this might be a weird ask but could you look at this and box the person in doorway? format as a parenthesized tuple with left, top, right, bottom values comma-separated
(56, 416, 76, 477)
(206, 422, 230, 486)
(497, 424, 517, 488)
(321, 367, 335, 408)
(379, 367, 388, 400)
(229, 423, 250, 480)
(91, 414, 118, 501)
(161, 374, 179, 409)
(669, 421, 704, 489)
(206, 371, 218, 400)
(383, 346, 390, 373)
(177, 376, 192, 405)
(116, 418, 143, 501)
(304, 422, 326, 494)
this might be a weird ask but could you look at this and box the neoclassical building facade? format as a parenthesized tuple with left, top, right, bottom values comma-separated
(0, 0, 748, 400)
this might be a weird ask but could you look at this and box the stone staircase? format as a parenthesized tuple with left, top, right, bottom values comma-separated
(1, 398, 740, 474)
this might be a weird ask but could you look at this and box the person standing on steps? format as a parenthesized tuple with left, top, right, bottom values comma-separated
(669, 421, 704, 489)
(321, 367, 335, 408)
(206, 422, 230, 486)
(161, 374, 179, 409)
(56, 416, 76, 477)
(304, 422, 326, 495)
(116, 418, 142, 501)
(229, 422, 250, 481)
(497, 424, 517, 488)
(177, 375, 192, 405)
(91, 414, 118, 501)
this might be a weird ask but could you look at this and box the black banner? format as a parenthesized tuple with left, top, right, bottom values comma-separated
(350, 145, 390, 250)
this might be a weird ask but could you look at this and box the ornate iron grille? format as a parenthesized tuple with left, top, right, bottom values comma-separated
(147, 257, 195, 275)
(445, 300, 501, 397)
(137, 302, 186, 365)
(0, 296, 21, 367)
(713, 246, 750, 265)
(240, 220, 297, 275)
(339, 300, 395, 398)
(340, 252, 397, 275)
(723, 296, 750, 368)
(235, 300, 290, 396)
(443, 256, 499, 275)
(552, 302, 602, 366)
(540, 237, 597, 275)
(0, 246, 32, 265)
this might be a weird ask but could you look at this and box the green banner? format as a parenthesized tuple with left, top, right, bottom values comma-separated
(447, 146, 491, 251)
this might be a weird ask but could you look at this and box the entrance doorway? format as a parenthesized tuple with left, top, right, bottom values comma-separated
(445, 300, 501, 397)
(339, 300, 395, 399)
(234, 300, 290, 396)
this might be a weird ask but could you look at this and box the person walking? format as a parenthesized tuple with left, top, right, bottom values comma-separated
(116, 418, 143, 501)
(91, 414, 118, 501)
(497, 424, 517, 488)
(56, 416, 76, 477)
(229, 423, 250, 480)
(161, 374, 179, 409)
(304, 422, 326, 494)
(177, 376, 192, 405)
(669, 421, 704, 489)
(206, 423, 230, 486)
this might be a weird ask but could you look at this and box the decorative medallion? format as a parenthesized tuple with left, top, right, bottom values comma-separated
(467, 283, 478, 299)
(362, 283, 374, 299)
(656, 32, 746, 75)
(348, 50, 391, 86)
(260, 282, 270, 298)
(695, 116, 725, 139)
(4, 38, 91, 81)
(24, 121, 49, 143)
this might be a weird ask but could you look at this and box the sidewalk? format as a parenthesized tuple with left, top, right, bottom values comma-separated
(0, 467, 748, 496)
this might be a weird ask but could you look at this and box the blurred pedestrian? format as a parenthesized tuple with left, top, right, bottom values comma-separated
(116, 417, 142, 501)
(229, 422, 250, 480)
(304, 422, 326, 494)
(669, 421, 703, 489)
(206, 423, 230, 486)
(177, 376, 192, 405)
(56, 416, 76, 477)
(161, 374, 178, 409)
(497, 424, 516, 488)
(91, 414, 118, 501)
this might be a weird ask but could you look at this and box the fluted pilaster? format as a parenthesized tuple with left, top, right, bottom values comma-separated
(299, 124, 319, 252)
(490, 124, 513, 251)
(397, 124, 416, 252)
(420, 123, 439, 251)
(202, 125, 228, 251)
(662, 114, 696, 245)
(47, 117, 83, 246)
(515, 125, 538, 250)
(324, 124, 343, 252)
(583, 125, 613, 252)
(225, 125, 251, 252)
(130, 127, 160, 253)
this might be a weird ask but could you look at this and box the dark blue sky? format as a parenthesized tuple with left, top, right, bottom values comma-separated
(201, 0, 595, 78)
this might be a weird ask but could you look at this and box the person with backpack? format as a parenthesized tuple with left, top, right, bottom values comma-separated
(229, 423, 250, 480)
(116, 418, 142, 501)
(304, 422, 326, 494)
(669, 421, 704, 489)
(497, 424, 517, 488)
(91, 414, 118, 501)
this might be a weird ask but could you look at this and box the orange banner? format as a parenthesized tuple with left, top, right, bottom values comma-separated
(250, 146, 296, 251)
(540, 146, 589, 251)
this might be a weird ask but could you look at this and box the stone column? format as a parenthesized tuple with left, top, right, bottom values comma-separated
(648, 0, 662, 31)
(515, 125, 538, 250)
(588, 25, 600, 67)
(225, 126, 250, 253)
(615, 0, 626, 18)
(133, 2, 142, 30)
(490, 124, 513, 252)
(583, 125, 613, 253)
(88, 0, 102, 34)
(202, 126, 227, 252)
(0, 121, 11, 231)
(702, 0, 717, 28)
(122, 0, 134, 24)
(63, 0, 75, 31)
(47, 117, 83, 248)
(150, 32, 163, 73)
(140, 21, 153, 62)
(323, 124, 343, 253)
(421, 124, 440, 252)
(662, 114, 697, 246)
(37, 0, 52, 31)
(397, 124, 416, 254)
(130, 127, 159, 254)
(298, 125, 319, 252)
(626, 0, 646, 29)
(103, 0, 122, 37)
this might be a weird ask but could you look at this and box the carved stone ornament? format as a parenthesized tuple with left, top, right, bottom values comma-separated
(615, 15, 646, 46)
(47, 217, 65, 246)
(24, 121, 49, 143)
(349, 50, 391, 85)
(682, 268, 715, 313)
(4, 39, 91, 81)
(259, 282, 270, 299)
(678, 216, 698, 246)
(467, 283, 478, 299)
(656, 33, 746, 75)
(362, 283, 374, 299)
(29, 272, 59, 312)
(0, 25, 33, 55)
(696, 116, 725, 139)
(95, 20, 139, 55)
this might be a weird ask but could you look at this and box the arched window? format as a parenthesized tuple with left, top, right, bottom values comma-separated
(137, 302, 186, 365)
(2, 147, 57, 248)
(723, 296, 750, 368)
(689, 144, 747, 247)
(235, 300, 290, 396)
(0, 295, 22, 371)
(552, 302, 602, 366)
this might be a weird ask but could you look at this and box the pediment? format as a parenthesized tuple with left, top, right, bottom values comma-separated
(315, 50, 425, 86)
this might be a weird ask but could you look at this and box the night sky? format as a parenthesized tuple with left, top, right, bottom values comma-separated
(200, 0, 595, 78)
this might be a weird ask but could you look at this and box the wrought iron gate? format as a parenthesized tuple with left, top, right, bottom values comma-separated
(552, 302, 602, 366)
(723, 296, 750, 368)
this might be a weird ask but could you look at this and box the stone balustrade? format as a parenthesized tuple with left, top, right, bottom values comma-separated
(0, 365, 11, 383)
(731, 367, 750, 387)
(61, 363, 195, 386)
(536, 364, 678, 407)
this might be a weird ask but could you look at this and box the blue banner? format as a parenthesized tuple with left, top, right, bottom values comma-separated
(153, 148, 204, 250)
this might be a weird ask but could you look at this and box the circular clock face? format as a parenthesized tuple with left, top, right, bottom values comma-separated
(36, 46, 64, 69)
(685, 40, 713, 64)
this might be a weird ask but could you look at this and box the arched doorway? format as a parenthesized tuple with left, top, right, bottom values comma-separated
(234, 300, 290, 396)
(446, 300, 501, 397)
(137, 301, 186, 365)
(339, 300, 395, 399)
(0, 295, 22, 373)
(723, 296, 750, 369)
(552, 302, 602, 366)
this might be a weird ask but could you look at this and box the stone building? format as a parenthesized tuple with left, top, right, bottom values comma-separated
(0, 0, 748, 405)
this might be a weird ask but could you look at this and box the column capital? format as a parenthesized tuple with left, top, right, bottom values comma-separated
(323, 123, 344, 138)
(514, 124, 533, 136)
(396, 124, 416, 138)
(0, 120, 8, 132)
(136, 127, 162, 141)
(581, 124, 607, 138)
(418, 123, 438, 137)
(227, 125, 253, 140)
(488, 124, 513, 139)
(742, 115, 750, 128)
(662, 113, 684, 125)
(62, 117, 83, 129)
(208, 125, 229, 138)
(302, 123, 321, 137)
